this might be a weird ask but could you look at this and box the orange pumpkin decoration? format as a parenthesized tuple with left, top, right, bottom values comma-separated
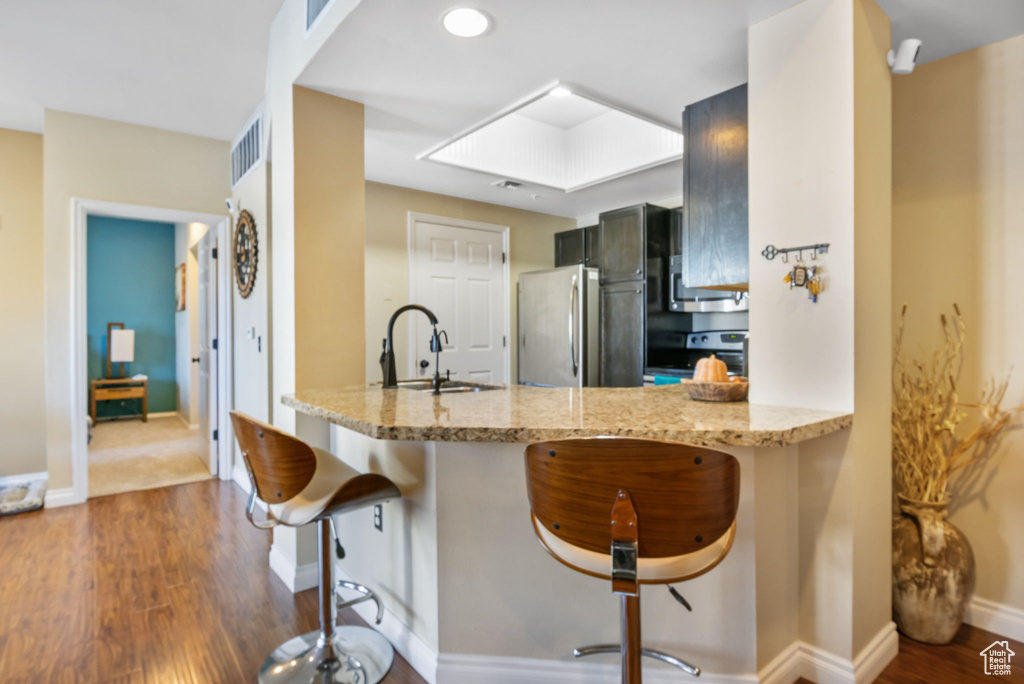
(694, 354, 730, 383)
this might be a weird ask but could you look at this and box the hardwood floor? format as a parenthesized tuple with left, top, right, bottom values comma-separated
(1, 478, 1019, 683)
(796, 623, 1024, 683)
(0, 479, 426, 684)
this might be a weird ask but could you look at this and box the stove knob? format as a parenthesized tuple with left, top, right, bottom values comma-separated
(701, 335, 708, 342)
(691, 336, 699, 345)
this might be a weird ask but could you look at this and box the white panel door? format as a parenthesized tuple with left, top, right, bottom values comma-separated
(412, 219, 507, 383)
(197, 229, 218, 475)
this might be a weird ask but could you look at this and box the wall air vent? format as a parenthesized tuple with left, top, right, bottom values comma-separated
(492, 179, 522, 190)
(231, 114, 262, 188)
(306, 0, 333, 30)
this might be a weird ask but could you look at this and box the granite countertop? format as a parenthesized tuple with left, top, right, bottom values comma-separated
(282, 383, 851, 447)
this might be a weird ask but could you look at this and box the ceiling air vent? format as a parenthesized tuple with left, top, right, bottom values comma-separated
(231, 115, 262, 188)
(492, 179, 522, 190)
(306, 0, 333, 30)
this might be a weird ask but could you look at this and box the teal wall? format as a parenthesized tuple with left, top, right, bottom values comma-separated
(87, 215, 177, 417)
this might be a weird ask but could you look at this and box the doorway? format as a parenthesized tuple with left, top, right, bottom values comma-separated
(69, 199, 232, 504)
(407, 212, 511, 383)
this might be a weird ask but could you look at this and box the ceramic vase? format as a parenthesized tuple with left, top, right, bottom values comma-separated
(892, 494, 975, 644)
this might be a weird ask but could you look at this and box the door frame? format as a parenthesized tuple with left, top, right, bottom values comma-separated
(69, 198, 233, 504)
(406, 212, 511, 384)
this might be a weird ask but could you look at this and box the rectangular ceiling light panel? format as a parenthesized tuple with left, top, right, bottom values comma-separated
(422, 89, 683, 193)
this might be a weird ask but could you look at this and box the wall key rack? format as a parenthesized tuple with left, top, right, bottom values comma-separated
(761, 243, 830, 263)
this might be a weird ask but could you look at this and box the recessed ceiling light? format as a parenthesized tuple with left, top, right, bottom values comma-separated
(442, 8, 490, 38)
(549, 86, 572, 98)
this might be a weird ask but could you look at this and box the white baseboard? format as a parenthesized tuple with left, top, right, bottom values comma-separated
(966, 596, 1024, 643)
(269, 544, 319, 593)
(0, 471, 48, 487)
(149, 411, 179, 419)
(851, 622, 899, 684)
(756, 622, 897, 684)
(44, 487, 80, 508)
(757, 642, 802, 684)
(437, 653, 756, 684)
(334, 564, 439, 684)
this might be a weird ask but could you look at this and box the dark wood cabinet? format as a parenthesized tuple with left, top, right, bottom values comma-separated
(600, 280, 645, 387)
(554, 229, 584, 267)
(598, 205, 645, 284)
(682, 83, 749, 289)
(554, 226, 599, 268)
(583, 225, 599, 269)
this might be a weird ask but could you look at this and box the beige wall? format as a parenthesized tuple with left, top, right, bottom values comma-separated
(43, 110, 230, 490)
(850, 0, 893, 653)
(893, 32, 1024, 616)
(0, 128, 46, 477)
(363, 182, 576, 384)
(293, 86, 366, 391)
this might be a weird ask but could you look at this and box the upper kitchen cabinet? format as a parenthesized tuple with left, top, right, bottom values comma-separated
(554, 228, 584, 267)
(598, 205, 645, 283)
(553, 226, 599, 268)
(681, 83, 749, 290)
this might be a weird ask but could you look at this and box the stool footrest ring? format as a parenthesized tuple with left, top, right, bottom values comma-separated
(335, 580, 386, 625)
(573, 644, 701, 677)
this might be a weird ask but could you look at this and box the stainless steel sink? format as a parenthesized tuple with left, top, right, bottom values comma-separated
(396, 380, 499, 393)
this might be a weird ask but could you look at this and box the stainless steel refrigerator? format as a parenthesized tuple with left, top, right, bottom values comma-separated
(518, 265, 600, 387)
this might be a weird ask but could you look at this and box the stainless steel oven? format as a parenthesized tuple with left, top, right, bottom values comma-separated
(669, 255, 750, 313)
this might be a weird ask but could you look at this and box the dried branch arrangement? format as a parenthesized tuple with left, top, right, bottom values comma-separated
(892, 304, 1020, 503)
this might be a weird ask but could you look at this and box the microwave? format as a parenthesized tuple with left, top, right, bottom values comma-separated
(668, 255, 750, 313)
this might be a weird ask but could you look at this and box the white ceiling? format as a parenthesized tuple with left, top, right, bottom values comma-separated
(299, 0, 1024, 219)
(1, 0, 1021, 204)
(298, 0, 801, 219)
(879, 0, 1024, 65)
(0, 0, 282, 140)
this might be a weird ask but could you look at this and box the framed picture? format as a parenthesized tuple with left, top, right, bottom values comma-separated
(175, 263, 186, 311)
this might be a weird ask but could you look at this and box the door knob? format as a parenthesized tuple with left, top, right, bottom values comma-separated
(191, 357, 200, 363)
(420, 359, 430, 369)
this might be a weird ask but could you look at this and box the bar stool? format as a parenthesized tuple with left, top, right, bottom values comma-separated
(231, 412, 401, 684)
(524, 437, 740, 683)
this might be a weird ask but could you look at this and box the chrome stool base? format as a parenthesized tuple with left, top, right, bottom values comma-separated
(258, 625, 395, 684)
(574, 643, 701, 677)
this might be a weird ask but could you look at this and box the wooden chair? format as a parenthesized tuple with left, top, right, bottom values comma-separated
(231, 411, 401, 684)
(524, 437, 741, 682)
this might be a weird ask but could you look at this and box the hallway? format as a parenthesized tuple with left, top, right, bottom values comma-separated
(88, 416, 211, 498)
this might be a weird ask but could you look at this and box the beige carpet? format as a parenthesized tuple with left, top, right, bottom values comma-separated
(88, 416, 212, 498)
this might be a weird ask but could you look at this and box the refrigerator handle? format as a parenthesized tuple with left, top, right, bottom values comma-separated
(569, 274, 579, 377)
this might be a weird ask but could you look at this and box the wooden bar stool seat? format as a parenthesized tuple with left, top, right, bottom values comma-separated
(231, 412, 400, 684)
(524, 437, 741, 683)
(265, 445, 398, 526)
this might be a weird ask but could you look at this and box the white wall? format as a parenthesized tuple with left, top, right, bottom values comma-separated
(231, 160, 272, 474)
(262, 0, 365, 574)
(748, 0, 893, 663)
(268, 0, 363, 439)
(174, 222, 208, 427)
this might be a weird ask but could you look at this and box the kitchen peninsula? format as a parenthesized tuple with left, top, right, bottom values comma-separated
(283, 384, 852, 681)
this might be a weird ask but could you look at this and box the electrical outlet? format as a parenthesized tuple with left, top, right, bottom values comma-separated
(373, 504, 383, 532)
